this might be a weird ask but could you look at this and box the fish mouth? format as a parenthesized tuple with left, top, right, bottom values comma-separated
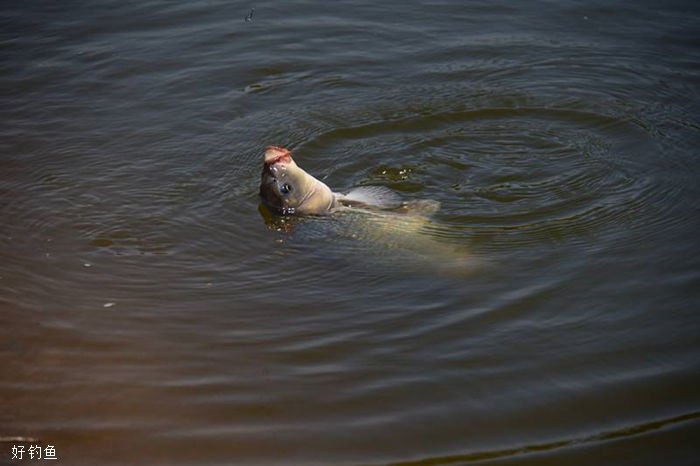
(264, 146, 291, 166)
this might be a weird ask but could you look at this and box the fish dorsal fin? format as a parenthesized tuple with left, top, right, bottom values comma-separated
(337, 186, 402, 209)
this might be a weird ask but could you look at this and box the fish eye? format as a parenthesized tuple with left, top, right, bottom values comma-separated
(280, 183, 292, 194)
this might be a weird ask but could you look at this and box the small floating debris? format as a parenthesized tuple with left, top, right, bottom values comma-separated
(244, 7, 255, 22)
(83, 263, 92, 267)
(103, 302, 116, 308)
(244, 82, 266, 93)
(91, 237, 113, 247)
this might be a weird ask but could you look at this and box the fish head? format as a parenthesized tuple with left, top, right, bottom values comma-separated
(259, 146, 335, 215)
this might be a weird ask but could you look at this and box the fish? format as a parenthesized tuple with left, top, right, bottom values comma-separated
(258, 146, 477, 274)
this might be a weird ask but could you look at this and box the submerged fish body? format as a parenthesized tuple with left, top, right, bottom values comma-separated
(258, 146, 476, 273)
(260, 202, 475, 274)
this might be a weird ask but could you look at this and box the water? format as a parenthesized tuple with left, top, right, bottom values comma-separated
(1, 1, 699, 464)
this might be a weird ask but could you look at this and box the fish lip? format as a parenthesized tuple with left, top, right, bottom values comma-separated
(264, 146, 291, 166)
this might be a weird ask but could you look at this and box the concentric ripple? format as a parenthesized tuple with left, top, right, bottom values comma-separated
(280, 85, 679, 260)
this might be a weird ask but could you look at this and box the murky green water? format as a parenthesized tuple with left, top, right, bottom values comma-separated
(2, 1, 699, 464)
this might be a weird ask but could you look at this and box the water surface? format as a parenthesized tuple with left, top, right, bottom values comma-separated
(1, 1, 699, 465)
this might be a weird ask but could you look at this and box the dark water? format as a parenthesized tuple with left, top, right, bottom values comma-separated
(2, 1, 700, 464)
